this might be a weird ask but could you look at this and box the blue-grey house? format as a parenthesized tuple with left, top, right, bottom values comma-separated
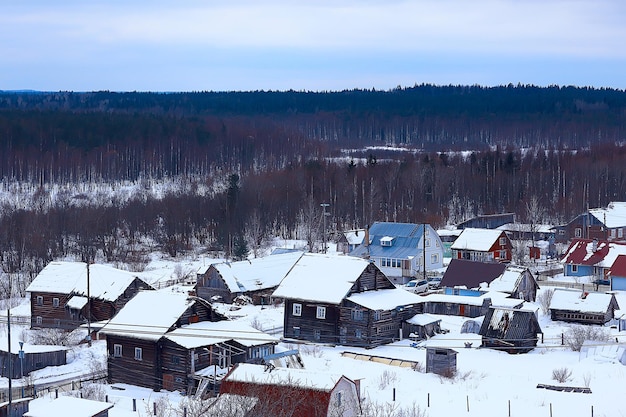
(350, 222, 444, 285)
(561, 238, 626, 283)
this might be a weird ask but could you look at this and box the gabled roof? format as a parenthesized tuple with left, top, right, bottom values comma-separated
(199, 252, 303, 293)
(272, 253, 374, 304)
(589, 202, 626, 228)
(350, 222, 435, 259)
(479, 307, 542, 339)
(223, 363, 348, 392)
(489, 266, 538, 293)
(549, 288, 619, 314)
(416, 290, 524, 309)
(98, 290, 200, 341)
(441, 259, 507, 289)
(344, 229, 366, 245)
(561, 239, 626, 267)
(496, 223, 554, 234)
(609, 254, 626, 278)
(451, 228, 506, 251)
(165, 320, 278, 349)
(26, 261, 150, 302)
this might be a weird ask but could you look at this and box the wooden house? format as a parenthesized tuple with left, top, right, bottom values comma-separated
(26, 261, 152, 330)
(416, 290, 524, 318)
(24, 396, 114, 417)
(555, 202, 626, 243)
(440, 259, 507, 289)
(549, 288, 620, 325)
(488, 265, 539, 302)
(272, 253, 423, 348)
(350, 222, 444, 285)
(217, 363, 361, 417)
(561, 239, 626, 284)
(451, 228, 512, 263)
(479, 307, 542, 354)
(195, 252, 302, 304)
(0, 340, 66, 379)
(99, 290, 277, 395)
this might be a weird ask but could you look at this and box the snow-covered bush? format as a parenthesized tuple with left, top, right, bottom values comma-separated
(552, 367, 572, 383)
(564, 325, 610, 352)
(537, 288, 554, 315)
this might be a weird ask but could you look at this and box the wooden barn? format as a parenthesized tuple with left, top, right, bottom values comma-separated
(549, 288, 620, 325)
(0, 340, 66, 379)
(272, 253, 422, 348)
(479, 307, 543, 353)
(195, 252, 302, 304)
(26, 261, 152, 330)
(488, 265, 539, 302)
(216, 363, 361, 417)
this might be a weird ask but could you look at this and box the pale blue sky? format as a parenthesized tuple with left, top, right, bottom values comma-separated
(2, 1, 625, 92)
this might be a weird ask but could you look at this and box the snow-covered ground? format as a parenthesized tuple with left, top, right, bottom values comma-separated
(10, 246, 626, 416)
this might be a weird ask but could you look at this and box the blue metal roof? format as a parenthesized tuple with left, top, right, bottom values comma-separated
(350, 222, 427, 258)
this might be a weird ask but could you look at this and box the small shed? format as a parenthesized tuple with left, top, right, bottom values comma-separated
(479, 307, 542, 354)
(426, 348, 457, 377)
(404, 314, 442, 341)
(0, 398, 31, 417)
(0, 341, 66, 379)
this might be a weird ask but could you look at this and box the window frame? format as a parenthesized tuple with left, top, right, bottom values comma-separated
(316, 306, 326, 320)
(113, 344, 123, 358)
(134, 347, 143, 361)
(52, 297, 60, 308)
(292, 303, 302, 316)
(36, 295, 43, 306)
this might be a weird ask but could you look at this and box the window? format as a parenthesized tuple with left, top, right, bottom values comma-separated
(431, 253, 439, 264)
(571, 265, 578, 273)
(113, 344, 123, 358)
(54, 319, 61, 326)
(292, 303, 302, 316)
(36, 316, 42, 325)
(293, 327, 301, 337)
(52, 298, 60, 308)
(620, 228, 624, 239)
(499, 237, 507, 246)
(611, 229, 616, 238)
(134, 347, 143, 361)
(355, 329, 363, 339)
(425, 238, 431, 247)
(351, 309, 364, 321)
(559, 230, 565, 235)
(172, 355, 180, 364)
(498, 250, 507, 259)
(314, 329, 321, 341)
(316, 306, 326, 319)
(575, 228, 582, 238)
(373, 310, 382, 321)
(36, 296, 43, 306)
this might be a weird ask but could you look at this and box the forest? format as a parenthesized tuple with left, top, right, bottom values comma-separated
(0, 84, 625, 292)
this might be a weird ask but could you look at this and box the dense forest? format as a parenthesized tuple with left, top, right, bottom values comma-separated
(0, 85, 625, 291)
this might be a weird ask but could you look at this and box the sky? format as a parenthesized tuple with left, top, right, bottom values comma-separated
(2, 0, 626, 92)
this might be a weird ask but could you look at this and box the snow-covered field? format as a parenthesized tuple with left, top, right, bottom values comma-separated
(11, 247, 626, 417)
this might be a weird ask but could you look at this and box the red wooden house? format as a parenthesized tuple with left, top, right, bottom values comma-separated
(451, 228, 512, 263)
(216, 363, 361, 417)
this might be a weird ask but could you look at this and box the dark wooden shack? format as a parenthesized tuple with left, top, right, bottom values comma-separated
(426, 348, 457, 377)
(403, 313, 442, 341)
(0, 398, 30, 417)
(0, 342, 66, 379)
(479, 307, 543, 354)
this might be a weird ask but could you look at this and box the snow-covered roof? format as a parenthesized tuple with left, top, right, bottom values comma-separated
(549, 288, 618, 314)
(346, 288, 423, 310)
(24, 396, 113, 417)
(165, 320, 278, 349)
(199, 252, 303, 293)
(26, 261, 148, 302)
(451, 228, 505, 251)
(272, 253, 372, 304)
(406, 313, 441, 326)
(416, 291, 524, 308)
(224, 363, 345, 391)
(488, 266, 527, 293)
(589, 202, 626, 228)
(66, 295, 88, 310)
(98, 290, 196, 341)
(0, 339, 67, 354)
(344, 229, 366, 245)
(561, 239, 626, 267)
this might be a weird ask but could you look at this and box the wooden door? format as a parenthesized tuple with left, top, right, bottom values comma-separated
(163, 373, 174, 391)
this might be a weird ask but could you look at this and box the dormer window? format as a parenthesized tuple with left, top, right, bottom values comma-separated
(380, 236, 394, 247)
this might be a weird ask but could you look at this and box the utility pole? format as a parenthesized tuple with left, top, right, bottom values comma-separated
(321, 203, 330, 254)
(423, 223, 427, 282)
(87, 262, 92, 347)
(7, 275, 12, 406)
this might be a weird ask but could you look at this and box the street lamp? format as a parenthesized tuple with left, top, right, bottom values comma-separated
(321, 203, 330, 253)
(18, 341, 24, 397)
